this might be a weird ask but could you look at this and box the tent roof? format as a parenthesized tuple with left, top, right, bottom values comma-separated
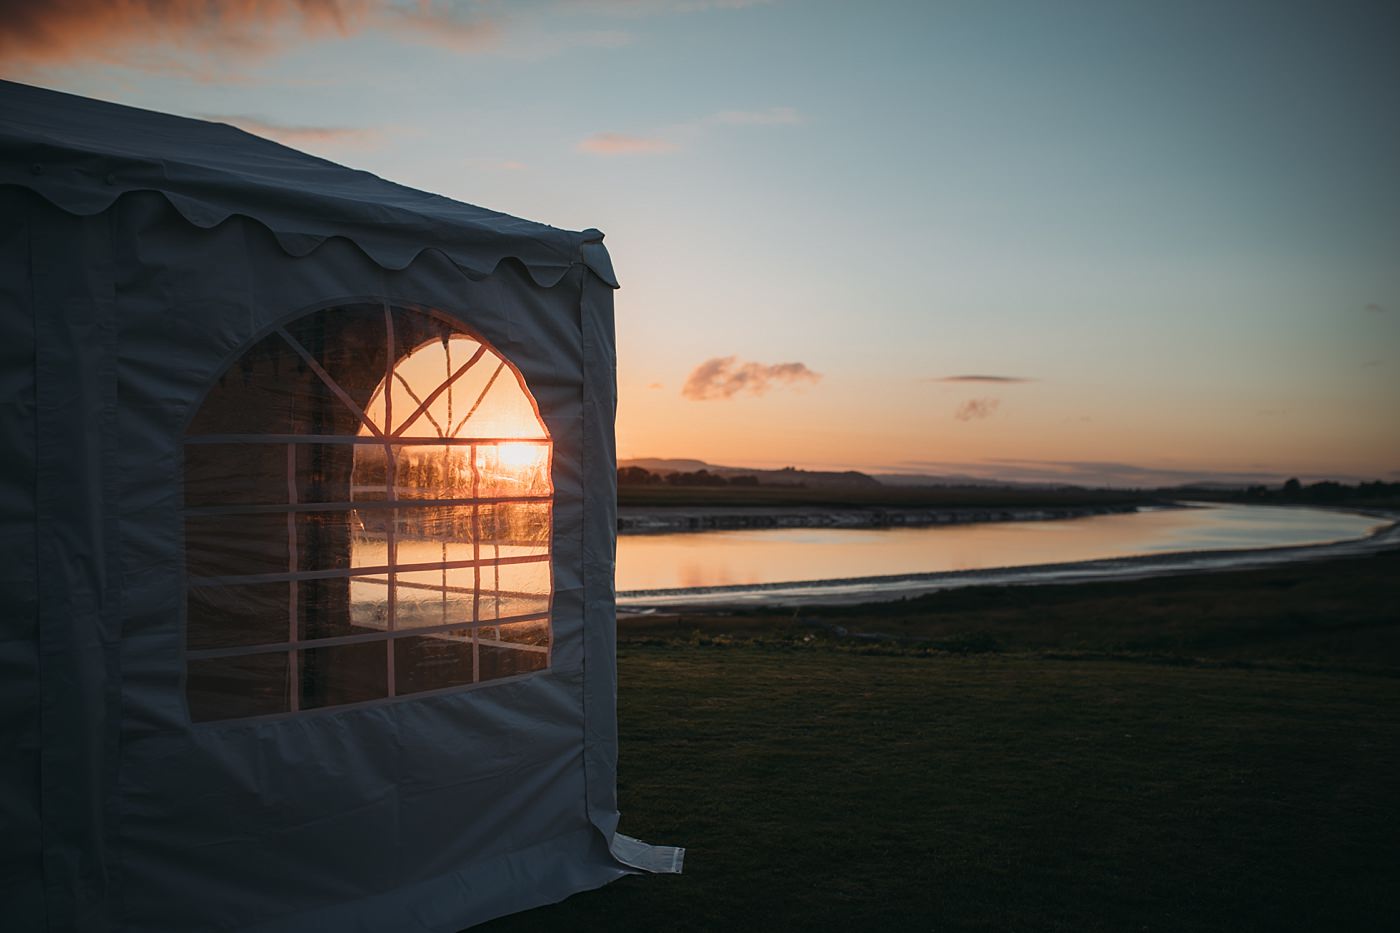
(0, 80, 616, 288)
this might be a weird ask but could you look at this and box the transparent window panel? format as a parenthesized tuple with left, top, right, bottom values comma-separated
(391, 505, 479, 567)
(340, 574, 391, 637)
(394, 570, 474, 629)
(299, 641, 388, 710)
(184, 331, 325, 437)
(478, 639, 548, 683)
(474, 443, 552, 499)
(391, 348, 530, 441)
(185, 444, 290, 507)
(388, 307, 464, 365)
(478, 560, 506, 624)
(188, 652, 290, 722)
(478, 501, 551, 554)
(348, 444, 389, 501)
(182, 304, 557, 722)
(185, 511, 289, 579)
(298, 509, 391, 572)
(294, 443, 360, 504)
(393, 629, 476, 696)
(377, 331, 487, 438)
(387, 445, 476, 500)
(489, 618, 550, 650)
(282, 303, 389, 414)
(186, 443, 366, 508)
(484, 560, 552, 621)
(294, 575, 357, 642)
(376, 444, 553, 500)
(187, 583, 292, 650)
(452, 370, 549, 442)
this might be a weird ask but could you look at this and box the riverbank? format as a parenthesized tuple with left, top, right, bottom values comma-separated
(618, 546, 1400, 668)
(618, 501, 1147, 533)
(482, 550, 1400, 933)
(618, 482, 1159, 513)
(619, 507, 1400, 609)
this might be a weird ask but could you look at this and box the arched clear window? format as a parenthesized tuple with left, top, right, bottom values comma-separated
(183, 305, 552, 722)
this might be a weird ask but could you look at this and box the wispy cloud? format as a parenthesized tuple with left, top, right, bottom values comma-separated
(577, 133, 679, 155)
(707, 106, 802, 126)
(565, 0, 775, 15)
(0, 0, 756, 80)
(0, 1, 529, 81)
(377, 2, 500, 51)
(499, 28, 635, 59)
(888, 458, 1364, 489)
(931, 375, 1034, 384)
(198, 113, 384, 149)
(1364, 302, 1387, 313)
(578, 105, 801, 156)
(682, 356, 821, 400)
(954, 398, 1000, 421)
(0, 0, 376, 78)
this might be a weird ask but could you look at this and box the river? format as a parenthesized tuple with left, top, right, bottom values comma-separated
(615, 502, 1390, 599)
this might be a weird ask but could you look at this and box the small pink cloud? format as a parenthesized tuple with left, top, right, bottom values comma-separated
(0, 0, 500, 81)
(954, 398, 1000, 421)
(576, 132, 679, 155)
(682, 356, 821, 400)
(200, 114, 384, 149)
(0, 0, 367, 75)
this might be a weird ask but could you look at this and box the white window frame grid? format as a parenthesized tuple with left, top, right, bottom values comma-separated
(184, 306, 554, 720)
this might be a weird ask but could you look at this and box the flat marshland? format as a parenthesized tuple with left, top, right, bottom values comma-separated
(482, 550, 1400, 932)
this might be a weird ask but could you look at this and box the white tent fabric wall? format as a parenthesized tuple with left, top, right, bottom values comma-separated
(0, 80, 681, 932)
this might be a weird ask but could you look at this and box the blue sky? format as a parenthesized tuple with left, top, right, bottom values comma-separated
(5, 0, 1397, 484)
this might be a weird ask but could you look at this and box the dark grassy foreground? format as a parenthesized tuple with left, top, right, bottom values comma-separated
(481, 552, 1400, 932)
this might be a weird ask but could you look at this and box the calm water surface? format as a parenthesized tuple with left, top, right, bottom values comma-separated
(615, 503, 1385, 592)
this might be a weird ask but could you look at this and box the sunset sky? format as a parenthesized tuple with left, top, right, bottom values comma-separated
(4, 0, 1397, 486)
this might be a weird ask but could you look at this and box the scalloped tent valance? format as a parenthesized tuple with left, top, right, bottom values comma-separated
(0, 80, 618, 289)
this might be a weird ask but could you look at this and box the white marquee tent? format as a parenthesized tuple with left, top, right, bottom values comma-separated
(0, 79, 681, 932)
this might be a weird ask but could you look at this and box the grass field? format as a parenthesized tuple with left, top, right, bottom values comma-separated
(480, 551, 1400, 932)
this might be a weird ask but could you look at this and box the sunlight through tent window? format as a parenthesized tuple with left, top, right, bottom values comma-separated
(182, 305, 553, 722)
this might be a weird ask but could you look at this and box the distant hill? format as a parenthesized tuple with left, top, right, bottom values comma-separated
(619, 458, 881, 489)
(620, 458, 715, 475)
(1159, 482, 1256, 492)
(871, 472, 1071, 489)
